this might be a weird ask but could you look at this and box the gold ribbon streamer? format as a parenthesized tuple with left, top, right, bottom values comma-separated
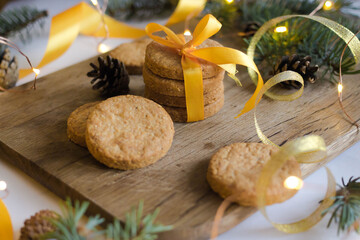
(19, 0, 206, 78)
(251, 60, 336, 233)
(0, 199, 12, 240)
(241, 15, 360, 116)
(256, 137, 335, 233)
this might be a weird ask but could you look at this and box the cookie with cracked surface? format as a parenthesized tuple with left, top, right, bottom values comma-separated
(162, 95, 224, 122)
(207, 142, 301, 206)
(86, 95, 174, 170)
(110, 38, 152, 75)
(143, 65, 224, 97)
(144, 81, 224, 108)
(145, 38, 224, 80)
(67, 101, 100, 147)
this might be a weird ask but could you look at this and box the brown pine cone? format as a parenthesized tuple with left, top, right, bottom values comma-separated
(20, 209, 58, 240)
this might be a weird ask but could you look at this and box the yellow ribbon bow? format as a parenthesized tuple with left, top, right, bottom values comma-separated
(146, 14, 273, 122)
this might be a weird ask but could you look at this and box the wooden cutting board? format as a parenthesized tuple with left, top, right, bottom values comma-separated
(0, 51, 359, 239)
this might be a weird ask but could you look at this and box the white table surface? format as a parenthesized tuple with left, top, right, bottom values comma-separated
(1, 1, 360, 239)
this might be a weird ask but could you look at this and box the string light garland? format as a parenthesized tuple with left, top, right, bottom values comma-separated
(0, 180, 9, 199)
(0, 36, 39, 91)
(91, 0, 110, 53)
(323, 1, 334, 10)
(274, 26, 287, 33)
(284, 176, 304, 190)
(337, 29, 360, 128)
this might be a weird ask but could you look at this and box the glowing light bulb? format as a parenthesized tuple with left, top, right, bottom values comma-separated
(274, 26, 287, 33)
(0, 181, 7, 191)
(323, 1, 333, 10)
(338, 83, 343, 93)
(32, 68, 40, 76)
(184, 30, 191, 36)
(97, 43, 110, 53)
(225, 0, 234, 3)
(284, 176, 303, 190)
(91, 0, 99, 6)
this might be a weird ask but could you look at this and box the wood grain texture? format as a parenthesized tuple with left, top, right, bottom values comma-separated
(0, 50, 359, 239)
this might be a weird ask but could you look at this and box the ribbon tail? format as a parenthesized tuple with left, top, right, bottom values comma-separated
(19, 2, 86, 78)
(181, 56, 204, 122)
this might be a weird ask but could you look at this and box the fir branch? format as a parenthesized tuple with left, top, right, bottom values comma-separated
(105, 200, 173, 240)
(106, 0, 177, 21)
(40, 198, 172, 240)
(0, 6, 48, 40)
(322, 177, 360, 235)
(41, 198, 104, 240)
(206, 0, 360, 84)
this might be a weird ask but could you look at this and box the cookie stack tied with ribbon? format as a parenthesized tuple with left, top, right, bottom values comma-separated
(143, 14, 243, 123)
(143, 37, 225, 122)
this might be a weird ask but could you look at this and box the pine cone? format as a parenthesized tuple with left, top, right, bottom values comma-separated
(87, 55, 130, 98)
(20, 209, 58, 240)
(274, 54, 319, 89)
(0, 48, 18, 89)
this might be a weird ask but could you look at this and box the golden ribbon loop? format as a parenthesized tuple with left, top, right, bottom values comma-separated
(256, 136, 335, 233)
(245, 15, 360, 112)
(0, 199, 13, 240)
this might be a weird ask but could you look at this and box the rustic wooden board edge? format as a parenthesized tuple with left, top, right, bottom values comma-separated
(1, 106, 359, 240)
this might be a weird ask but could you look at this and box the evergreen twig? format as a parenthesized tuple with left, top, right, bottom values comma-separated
(40, 198, 172, 240)
(204, 0, 360, 84)
(0, 6, 48, 42)
(106, 0, 177, 21)
(322, 177, 360, 235)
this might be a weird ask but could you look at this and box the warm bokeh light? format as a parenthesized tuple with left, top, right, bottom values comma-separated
(323, 1, 333, 10)
(90, 0, 99, 6)
(97, 43, 110, 53)
(225, 0, 234, 4)
(0, 181, 7, 191)
(184, 30, 191, 36)
(274, 26, 287, 33)
(284, 176, 304, 190)
(338, 83, 343, 93)
(32, 68, 40, 76)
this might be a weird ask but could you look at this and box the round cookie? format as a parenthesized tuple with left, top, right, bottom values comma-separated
(110, 38, 152, 75)
(144, 81, 224, 108)
(67, 101, 100, 147)
(162, 95, 224, 122)
(207, 143, 301, 206)
(145, 38, 224, 80)
(143, 65, 224, 97)
(86, 95, 174, 170)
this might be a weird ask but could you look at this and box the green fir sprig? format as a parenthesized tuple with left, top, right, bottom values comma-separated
(105, 200, 173, 240)
(0, 6, 48, 43)
(41, 198, 172, 240)
(204, 0, 360, 84)
(322, 176, 360, 234)
(41, 199, 104, 240)
(106, 0, 178, 21)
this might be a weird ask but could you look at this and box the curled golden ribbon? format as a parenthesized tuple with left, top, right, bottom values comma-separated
(19, 0, 207, 78)
(0, 199, 12, 240)
(252, 70, 336, 232)
(243, 15, 360, 112)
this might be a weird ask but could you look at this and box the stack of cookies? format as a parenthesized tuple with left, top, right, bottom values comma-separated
(143, 37, 225, 122)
